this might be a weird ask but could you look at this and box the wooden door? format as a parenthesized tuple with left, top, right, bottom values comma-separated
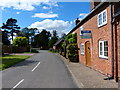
(85, 41, 91, 67)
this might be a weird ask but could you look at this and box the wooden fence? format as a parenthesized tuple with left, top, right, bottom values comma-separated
(2, 45, 29, 53)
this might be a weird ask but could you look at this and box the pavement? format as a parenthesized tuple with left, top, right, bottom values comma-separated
(2, 50, 77, 89)
(57, 54, 119, 89)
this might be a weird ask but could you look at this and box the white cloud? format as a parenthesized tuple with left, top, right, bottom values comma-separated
(79, 13, 88, 20)
(28, 19, 72, 35)
(16, 12, 20, 14)
(0, 0, 58, 11)
(43, 6, 51, 9)
(32, 13, 58, 18)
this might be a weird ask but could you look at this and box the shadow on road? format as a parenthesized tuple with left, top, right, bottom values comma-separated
(12, 60, 39, 67)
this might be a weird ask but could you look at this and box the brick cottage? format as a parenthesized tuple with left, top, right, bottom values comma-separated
(68, 1, 120, 82)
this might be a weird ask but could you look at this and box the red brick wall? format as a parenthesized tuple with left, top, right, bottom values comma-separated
(116, 16, 120, 81)
(117, 22, 120, 82)
(74, 6, 113, 76)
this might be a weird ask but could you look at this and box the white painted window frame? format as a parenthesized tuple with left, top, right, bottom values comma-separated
(80, 43, 84, 55)
(99, 40, 108, 59)
(98, 9, 107, 27)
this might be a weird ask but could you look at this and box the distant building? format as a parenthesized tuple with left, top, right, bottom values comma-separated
(53, 39, 64, 51)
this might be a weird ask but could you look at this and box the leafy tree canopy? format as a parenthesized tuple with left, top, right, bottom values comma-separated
(48, 30, 59, 48)
(33, 29, 51, 49)
(2, 18, 20, 41)
(12, 37, 28, 47)
(2, 31, 10, 45)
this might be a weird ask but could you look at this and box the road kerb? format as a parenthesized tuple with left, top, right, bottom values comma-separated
(56, 54, 84, 88)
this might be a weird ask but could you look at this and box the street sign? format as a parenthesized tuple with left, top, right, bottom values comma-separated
(81, 30, 92, 39)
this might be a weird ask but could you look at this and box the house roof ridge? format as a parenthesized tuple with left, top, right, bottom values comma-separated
(68, 2, 110, 35)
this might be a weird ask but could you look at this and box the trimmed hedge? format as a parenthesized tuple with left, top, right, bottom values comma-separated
(67, 43, 79, 62)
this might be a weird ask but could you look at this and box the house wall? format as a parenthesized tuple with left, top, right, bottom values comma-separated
(114, 15, 120, 81)
(74, 5, 113, 76)
(114, 2, 120, 82)
(117, 17, 120, 82)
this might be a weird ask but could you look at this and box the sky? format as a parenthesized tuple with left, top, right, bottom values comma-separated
(0, 0, 90, 36)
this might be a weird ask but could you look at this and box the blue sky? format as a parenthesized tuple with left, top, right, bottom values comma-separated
(0, 1, 90, 36)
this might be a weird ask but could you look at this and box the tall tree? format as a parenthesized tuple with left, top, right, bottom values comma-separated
(48, 30, 59, 48)
(61, 33, 66, 39)
(21, 27, 38, 43)
(2, 18, 20, 41)
(33, 29, 51, 49)
(53, 30, 57, 37)
(2, 31, 10, 45)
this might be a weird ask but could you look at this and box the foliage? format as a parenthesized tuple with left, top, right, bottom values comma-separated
(61, 33, 66, 39)
(0, 55, 31, 70)
(48, 30, 59, 48)
(66, 43, 79, 62)
(2, 18, 20, 41)
(62, 42, 66, 50)
(49, 48, 58, 53)
(33, 29, 51, 49)
(62, 33, 78, 62)
(31, 49, 39, 53)
(21, 27, 38, 40)
(48, 36, 58, 48)
(65, 33, 77, 44)
(2, 31, 10, 45)
(53, 30, 58, 37)
(12, 37, 28, 47)
(68, 38, 76, 44)
(65, 33, 72, 41)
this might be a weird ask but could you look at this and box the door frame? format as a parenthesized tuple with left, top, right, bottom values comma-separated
(85, 41, 91, 67)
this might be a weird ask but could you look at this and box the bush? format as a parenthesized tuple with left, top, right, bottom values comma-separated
(31, 49, 39, 53)
(68, 38, 76, 44)
(65, 33, 77, 44)
(65, 33, 72, 41)
(12, 37, 28, 47)
(66, 43, 79, 62)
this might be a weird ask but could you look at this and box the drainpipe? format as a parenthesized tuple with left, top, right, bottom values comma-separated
(110, 3, 114, 79)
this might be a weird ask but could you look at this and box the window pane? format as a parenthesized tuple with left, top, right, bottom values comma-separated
(99, 14, 102, 25)
(104, 41, 108, 46)
(104, 41, 108, 57)
(104, 47, 108, 51)
(103, 11, 106, 22)
(104, 52, 108, 57)
(100, 43, 102, 55)
(81, 44, 84, 54)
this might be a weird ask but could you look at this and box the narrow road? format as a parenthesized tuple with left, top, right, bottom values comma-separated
(2, 50, 77, 89)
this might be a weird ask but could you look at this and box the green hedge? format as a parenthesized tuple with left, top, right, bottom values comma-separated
(67, 43, 79, 62)
(31, 49, 39, 53)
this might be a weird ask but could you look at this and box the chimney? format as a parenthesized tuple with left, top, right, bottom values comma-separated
(90, 0, 101, 11)
(75, 18, 80, 25)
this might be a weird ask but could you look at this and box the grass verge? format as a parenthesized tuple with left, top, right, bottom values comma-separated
(48, 50, 59, 54)
(0, 55, 31, 70)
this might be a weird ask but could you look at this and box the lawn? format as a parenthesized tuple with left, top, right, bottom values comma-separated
(0, 55, 31, 70)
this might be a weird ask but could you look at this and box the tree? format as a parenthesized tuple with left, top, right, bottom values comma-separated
(21, 27, 38, 43)
(33, 29, 51, 49)
(2, 18, 20, 41)
(48, 30, 59, 48)
(12, 37, 28, 47)
(21, 27, 30, 39)
(48, 36, 58, 48)
(2, 31, 10, 45)
(61, 33, 66, 39)
(63, 33, 78, 62)
(53, 30, 57, 37)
